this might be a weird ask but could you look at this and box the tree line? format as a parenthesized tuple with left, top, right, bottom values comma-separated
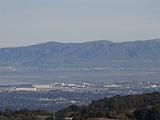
(55, 92, 160, 120)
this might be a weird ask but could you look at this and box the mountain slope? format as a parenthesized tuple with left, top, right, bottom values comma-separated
(0, 39, 160, 68)
(55, 92, 160, 120)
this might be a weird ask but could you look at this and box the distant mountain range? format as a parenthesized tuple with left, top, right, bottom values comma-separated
(0, 39, 160, 69)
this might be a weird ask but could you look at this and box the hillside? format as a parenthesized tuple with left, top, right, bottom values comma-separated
(55, 92, 160, 120)
(0, 39, 160, 69)
(0, 93, 160, 120)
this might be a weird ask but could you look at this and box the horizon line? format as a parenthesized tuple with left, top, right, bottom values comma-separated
(1, 38, 160, 49)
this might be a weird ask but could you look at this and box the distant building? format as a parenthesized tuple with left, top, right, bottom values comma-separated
(32, 84, 52, 91)
(32, 84, 52, 89)
(15, 87, 36, 92)
(64, 117, 73, 120)
(62, 83, 81, 88)
(53, 83, 62, 87)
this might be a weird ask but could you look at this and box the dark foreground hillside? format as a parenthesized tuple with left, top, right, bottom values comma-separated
(56, 92, 160, 120)
(0, 92, 160, 120)
(0, 110, 50, 120)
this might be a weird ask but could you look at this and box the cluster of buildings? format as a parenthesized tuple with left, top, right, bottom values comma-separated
(7, 83, 91, 92)
(3, 81, 160, 93)
(9, 84, 52, 92)
(38, 97, 66, 102)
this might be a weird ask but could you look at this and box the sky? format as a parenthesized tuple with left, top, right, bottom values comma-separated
(0, 0, 160, 48)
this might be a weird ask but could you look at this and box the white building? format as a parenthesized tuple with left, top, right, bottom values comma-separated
(64, 117, 73, 120)
(32, 84, 52, 89)
(15, 87, 36, 92)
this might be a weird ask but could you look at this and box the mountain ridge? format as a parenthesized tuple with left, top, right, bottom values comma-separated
(0, 39, 160, 68)
(2, 38, 160, 49)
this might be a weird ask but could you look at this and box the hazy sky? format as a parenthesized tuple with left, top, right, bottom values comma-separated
(0, 0, 160, 47)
